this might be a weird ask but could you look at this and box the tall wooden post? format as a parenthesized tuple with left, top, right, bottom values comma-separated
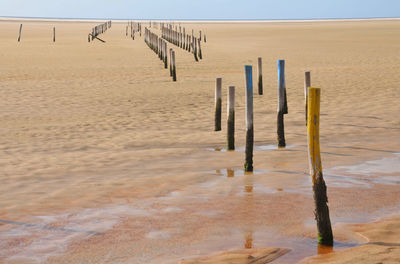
(307, 87, 333, 246)
(215, 78, 222, 131)
(227, 86, 235, 150)
(277, 60, 287, 147)
(53, 27, 55, 42)
(257, 57, 263, 95)
(244, 66, 254, 172)
(305, 71, 311, 125)
(172, 50, 177, 82)
(17, 24, 22, 42)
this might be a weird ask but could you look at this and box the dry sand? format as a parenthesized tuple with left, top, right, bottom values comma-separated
(0, 19, 399, 263)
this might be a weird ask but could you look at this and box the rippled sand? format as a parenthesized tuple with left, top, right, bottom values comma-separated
(0, 19, 399, 263)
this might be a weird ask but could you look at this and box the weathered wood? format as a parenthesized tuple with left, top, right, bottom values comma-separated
(172, 50, 177, 82)
(244, 65, 254, 172)
(227, 86, 235, 150)
(89, 34, 106, 43)
(53, 27, 55, 42)
(277, 60, 287, 147)
(17, 24, 22, 42)
(307, 87, 333, 246)
(169, 48, 173, 76)
(257, 57, 263, 95)
(198, 38, 202, 60)
(215, 78, 222, 131)
(305, 71, 311, 125)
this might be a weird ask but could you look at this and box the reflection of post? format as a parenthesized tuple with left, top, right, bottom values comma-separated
(244, 232, 253, 249)
(308, 87, 333, 246)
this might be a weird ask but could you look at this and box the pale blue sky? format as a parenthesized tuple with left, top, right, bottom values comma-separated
(1, 0, 399, 20)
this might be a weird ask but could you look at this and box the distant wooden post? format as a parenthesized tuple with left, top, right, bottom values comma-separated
(199, 30, 202, 41)
(227, 86, 235, 150)
(307, 87, 333, 246)
(204, 34, 207, 43)
(17, 24, 22, 42)
(126, 26, 128, 36)
(193, 37, 199, 61)
(198, 38, 202, 60)
(244, 65, 254, 172)
(172, 50, 177, 82)
(88, 34, 91, 42)
(277, 60, 288, 147)
(305, 71, 311, 125)
(215, 78, 222, 131)
(169, 48, 173, 76)
(257, 57, 263, 95)
(164, 42, 168, 69)
(53, 27, 55, 42)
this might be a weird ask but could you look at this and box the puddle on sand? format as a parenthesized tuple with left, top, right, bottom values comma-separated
(205, 144, 296, 152)
(325, 153, 400, 188)
(212, 168, 269, 177)
(330, 153, 400, 176)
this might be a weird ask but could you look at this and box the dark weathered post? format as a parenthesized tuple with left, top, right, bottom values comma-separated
(198, 38, 202, 60)
(305, 71, 311, 125)
(164, 42, 168, 69)
(172, 50, 177, 82)
(277, 60, 287, 147)
(215, 78, 222, 131)
(227, 86, 235, 150)
(18, 24, 22, 42)
(307, 87, 333, 246)
(169, 48, 173, 77)
(244, 66, 254, 172)
(257, 57, 263, 95)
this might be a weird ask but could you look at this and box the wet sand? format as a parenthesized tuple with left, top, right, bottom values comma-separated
(0, 19, 400, 263)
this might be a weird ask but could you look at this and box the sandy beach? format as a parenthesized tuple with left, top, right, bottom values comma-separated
(0, 18, 399, 263)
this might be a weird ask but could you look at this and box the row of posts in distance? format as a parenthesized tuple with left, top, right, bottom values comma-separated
(144, 28, 176, 82)
(161, 24, 204, 61)
(89, 21, 112, 42)
(126, 21, 142, 39)
(214, 60, 333, 246)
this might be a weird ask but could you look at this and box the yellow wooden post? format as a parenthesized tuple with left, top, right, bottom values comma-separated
(307, 87, 333, 246)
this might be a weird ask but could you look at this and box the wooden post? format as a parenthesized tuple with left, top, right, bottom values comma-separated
(307, 87, 333, 246)
(244, 65, 254, 172)
(198, 38, 202, 60)
(277, 60, 287, 147)
(169, 48, 173, 76)
(18, 24, 22, 42)
(305, 71, 311, 125)
(53, 27, 55, 42)
(257, 57, 263, 95)
(227, 86, 235, 150)
(204, 34, 207, 43)
(164, 42, 168, 69)
(193, 37, 199, 61)
(215, 78, 222, 131)
(88, 34, 91, 42)
(172, 50, 177, 82)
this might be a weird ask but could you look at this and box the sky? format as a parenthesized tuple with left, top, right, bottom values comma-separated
(1, 0, 399, 20)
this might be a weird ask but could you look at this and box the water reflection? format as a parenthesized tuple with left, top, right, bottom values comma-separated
(244, 232, 253, 249)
